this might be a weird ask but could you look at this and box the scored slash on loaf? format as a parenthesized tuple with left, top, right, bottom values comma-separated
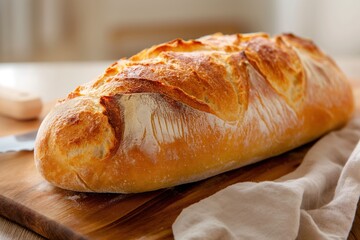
(34, 33, 354, 193)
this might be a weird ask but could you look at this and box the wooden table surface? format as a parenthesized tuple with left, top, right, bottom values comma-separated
(0, 59, 359, 239)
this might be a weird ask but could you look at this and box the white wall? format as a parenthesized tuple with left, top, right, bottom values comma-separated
(273, 0, 360, 57)
(0, 0, 359, 62)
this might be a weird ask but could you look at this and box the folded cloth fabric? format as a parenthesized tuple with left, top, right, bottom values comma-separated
(172, 116, 360, 240)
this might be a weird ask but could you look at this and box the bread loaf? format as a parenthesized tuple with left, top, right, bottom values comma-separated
(34, 33, 354, 193)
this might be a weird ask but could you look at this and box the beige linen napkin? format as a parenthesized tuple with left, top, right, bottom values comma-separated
(173, 116, 360, 240)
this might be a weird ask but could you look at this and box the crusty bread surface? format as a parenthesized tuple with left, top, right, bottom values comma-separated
(34, 33, 354, 193)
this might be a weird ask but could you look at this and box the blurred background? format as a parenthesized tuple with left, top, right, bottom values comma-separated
(1, 0, 359, 63)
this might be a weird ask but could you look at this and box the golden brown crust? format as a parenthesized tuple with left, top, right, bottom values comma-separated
(244, 35, 305, 109)
(34, 33, 354, 193)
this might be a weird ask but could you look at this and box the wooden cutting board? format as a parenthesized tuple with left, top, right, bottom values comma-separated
(1, 84, 360, 240)
(0, 145, 310, 240)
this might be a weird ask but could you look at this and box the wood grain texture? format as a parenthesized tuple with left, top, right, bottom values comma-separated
(0, 217, 43, 240)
